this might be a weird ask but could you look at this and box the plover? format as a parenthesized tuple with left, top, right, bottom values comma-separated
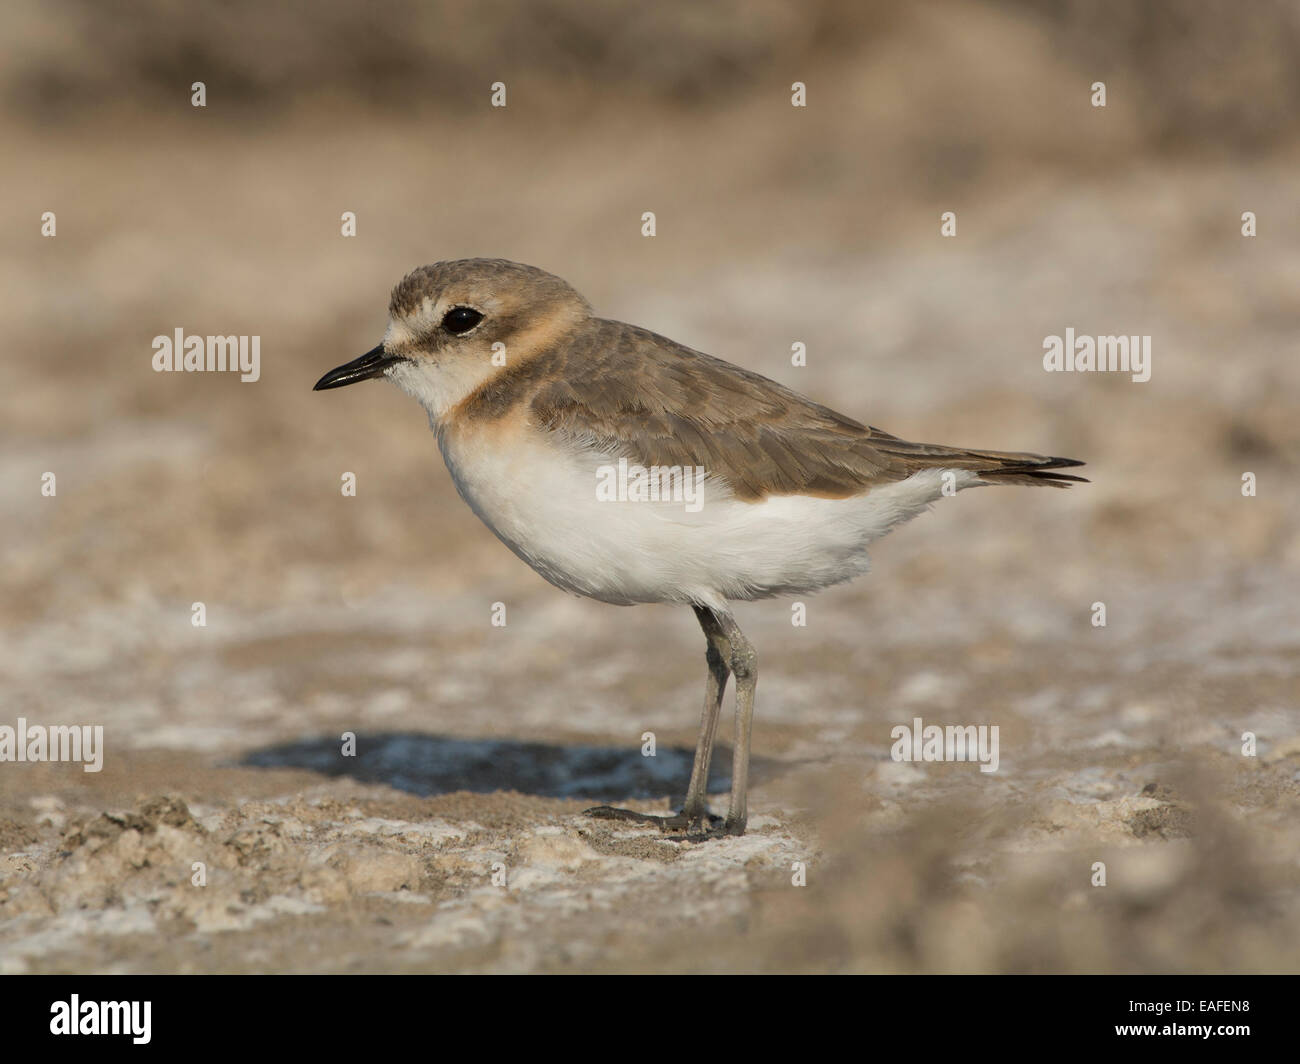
(315, 259, 1085, 836)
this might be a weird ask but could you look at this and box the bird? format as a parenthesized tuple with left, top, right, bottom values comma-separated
(314, 258, 1086, 837)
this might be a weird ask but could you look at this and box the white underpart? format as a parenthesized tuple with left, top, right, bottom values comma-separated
(435, 424, 983, 610)
(385, 352, 985, 608)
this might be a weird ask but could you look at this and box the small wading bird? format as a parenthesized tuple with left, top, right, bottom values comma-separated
(315, 259, 1086, 836)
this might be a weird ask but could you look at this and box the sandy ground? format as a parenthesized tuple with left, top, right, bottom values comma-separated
(2, 1, 1298, 973)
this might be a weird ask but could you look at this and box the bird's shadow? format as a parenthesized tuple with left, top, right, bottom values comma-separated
(240, 732, 785, 803)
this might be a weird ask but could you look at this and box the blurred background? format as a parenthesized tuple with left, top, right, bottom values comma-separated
(1, 0, 1297, 973)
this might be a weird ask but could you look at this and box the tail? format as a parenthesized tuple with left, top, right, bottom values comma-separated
(965, 453, 1088, 488)
(866, 429, 1088, 488)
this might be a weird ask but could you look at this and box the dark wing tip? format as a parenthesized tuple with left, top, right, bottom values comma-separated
(979, 454, 1089, 487)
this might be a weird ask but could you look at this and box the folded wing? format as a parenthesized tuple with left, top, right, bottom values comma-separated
(516, 319, 1087, 500)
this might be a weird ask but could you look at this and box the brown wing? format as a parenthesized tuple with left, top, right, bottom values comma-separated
(487, 318, 1086, 500)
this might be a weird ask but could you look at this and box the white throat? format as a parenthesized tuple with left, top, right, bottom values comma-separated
(385, 356, 499, 425)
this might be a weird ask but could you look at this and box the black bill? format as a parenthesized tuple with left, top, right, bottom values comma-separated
(313, 345, 404, 390)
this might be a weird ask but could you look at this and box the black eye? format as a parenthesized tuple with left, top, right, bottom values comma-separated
(442, 306, 484, 334)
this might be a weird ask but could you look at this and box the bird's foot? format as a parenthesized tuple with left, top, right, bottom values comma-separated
(583, 805, 725, 838)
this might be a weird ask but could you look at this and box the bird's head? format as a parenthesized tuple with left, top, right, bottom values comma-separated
(314, 258, 591, 421)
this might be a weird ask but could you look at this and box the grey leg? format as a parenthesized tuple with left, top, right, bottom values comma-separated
(716, 611, 757, 835)
(680, 605, 732, 830)
(584, 604, 750, 839)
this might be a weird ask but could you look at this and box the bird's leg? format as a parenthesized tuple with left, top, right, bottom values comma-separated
(670, 605, 731, 831)
(584, 605, 730, 836)
(716, 611, 757, 835)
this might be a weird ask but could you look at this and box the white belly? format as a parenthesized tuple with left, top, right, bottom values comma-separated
(438, 424, 976, 609)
